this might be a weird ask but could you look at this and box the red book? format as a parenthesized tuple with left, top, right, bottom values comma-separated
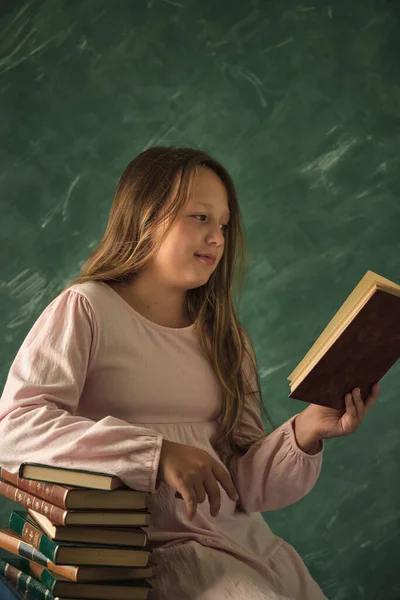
(0, 481, 150, 527)
(288, 270, 400, 410)
(0, 467, 148, 511)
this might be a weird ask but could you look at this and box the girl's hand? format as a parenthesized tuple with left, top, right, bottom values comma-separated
(294, 383, 381, 451)
(157, 439, 239, 521)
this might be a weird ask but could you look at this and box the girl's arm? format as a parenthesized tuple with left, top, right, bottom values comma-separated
(223, 335, 323, 513)
(227, 407, 323, 513)
(0, 290, 163, 493)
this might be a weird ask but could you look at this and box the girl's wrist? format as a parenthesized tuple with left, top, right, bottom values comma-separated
(293, 412, 322, 455)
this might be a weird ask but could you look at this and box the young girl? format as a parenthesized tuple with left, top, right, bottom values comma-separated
(0, 146, 380, 600)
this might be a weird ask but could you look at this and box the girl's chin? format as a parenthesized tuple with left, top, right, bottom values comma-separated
(184, 274, 212, 290)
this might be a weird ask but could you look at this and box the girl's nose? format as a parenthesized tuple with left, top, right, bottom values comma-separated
(206, 226, 225, 246)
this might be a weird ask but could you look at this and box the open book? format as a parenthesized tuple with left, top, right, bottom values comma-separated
(288, 270, 400, 410)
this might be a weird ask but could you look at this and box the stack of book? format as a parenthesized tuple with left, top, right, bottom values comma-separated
(0, 463, 156, 599)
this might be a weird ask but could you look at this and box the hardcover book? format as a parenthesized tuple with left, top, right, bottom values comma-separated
(288, 270, 400, 410)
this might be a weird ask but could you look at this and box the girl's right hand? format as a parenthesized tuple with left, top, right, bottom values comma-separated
(157, 439, 239, 521)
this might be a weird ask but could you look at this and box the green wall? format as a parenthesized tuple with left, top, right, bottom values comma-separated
(1, 1, 399, 598)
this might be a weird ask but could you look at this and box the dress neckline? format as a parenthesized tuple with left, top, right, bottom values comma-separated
(98, 281, 196, 334)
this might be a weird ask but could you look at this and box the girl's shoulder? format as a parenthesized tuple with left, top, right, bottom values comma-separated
(52, 281, 118, 324)
(66, 280, 110, 305)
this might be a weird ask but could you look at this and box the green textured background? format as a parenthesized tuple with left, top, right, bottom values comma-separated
(0, 1, 399, 598)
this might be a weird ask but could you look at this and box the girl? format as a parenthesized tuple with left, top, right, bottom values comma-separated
(0, 146, 380, 600)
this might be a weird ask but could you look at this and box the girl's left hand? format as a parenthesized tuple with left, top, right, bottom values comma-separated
(304, 382, 381, 441)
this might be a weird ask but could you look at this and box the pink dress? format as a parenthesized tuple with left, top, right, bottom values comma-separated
(0, 282, 327, 599)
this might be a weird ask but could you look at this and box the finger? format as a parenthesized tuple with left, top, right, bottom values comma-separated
(352, 387, 365, 420)
(342, 394, 358, 434)
(178, 484, 197, 521)
(344, 392, 357, 419)
(364, 382, 380, 412)
(213, 463, 239, 502)
(192, 480, 207, 506)
(203, 472, 222, 517)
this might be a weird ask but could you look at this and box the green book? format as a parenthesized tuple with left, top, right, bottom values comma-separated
(9, 513, 60, 564)
(9, 512, 151, 567)
(0, 571, 30, 599)
(6, 557, 152, 600)
(0, 558, 54, 599)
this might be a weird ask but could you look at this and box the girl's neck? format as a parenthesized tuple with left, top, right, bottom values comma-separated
(108, 278, 193, 329)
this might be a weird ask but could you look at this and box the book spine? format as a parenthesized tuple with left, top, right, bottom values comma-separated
(0, 573, 27, 600)
(23, 562, 56, 596)
(1, 468, 68, 509)
(1, 526, 78, 582)
(0, 530, 55, 570)
(10, 560, 57, 597)
(0, 559, 54, 599)
(9, 513, 58, 563)
(0, 481, 67, 526)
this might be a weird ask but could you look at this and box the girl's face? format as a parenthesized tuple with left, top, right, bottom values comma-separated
(151, 167, 231, 291)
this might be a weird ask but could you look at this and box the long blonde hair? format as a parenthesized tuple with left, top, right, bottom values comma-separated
(67, 146, 273, 460)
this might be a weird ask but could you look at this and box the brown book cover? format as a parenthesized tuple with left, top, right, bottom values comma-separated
(288, 271, 400, 410)
(0, 481, 151, 527)
(0, 467, 149, 511)
(0, 480, 68, 525)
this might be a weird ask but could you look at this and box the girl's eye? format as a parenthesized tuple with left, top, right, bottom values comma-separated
(193, 215, 229, 233)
